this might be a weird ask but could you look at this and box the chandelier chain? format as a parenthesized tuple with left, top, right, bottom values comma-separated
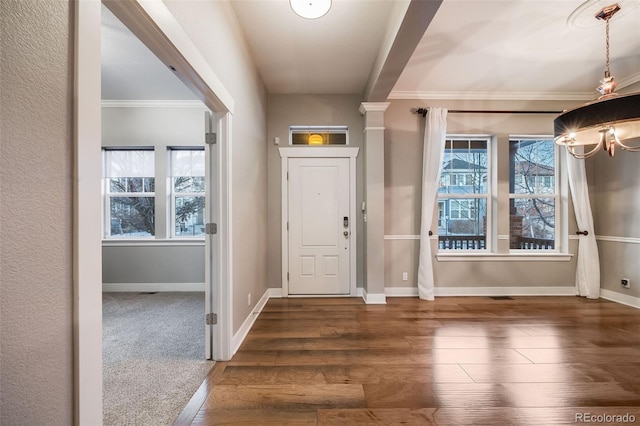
(605, 17, 611, 78)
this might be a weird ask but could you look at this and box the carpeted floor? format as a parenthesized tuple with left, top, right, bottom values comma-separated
(103, 292, 214, 426)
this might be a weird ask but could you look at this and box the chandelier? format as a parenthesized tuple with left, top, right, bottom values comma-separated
(554, 3, 640, 159)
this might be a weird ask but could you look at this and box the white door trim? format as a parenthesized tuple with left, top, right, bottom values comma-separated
(279, 147, 359, 297)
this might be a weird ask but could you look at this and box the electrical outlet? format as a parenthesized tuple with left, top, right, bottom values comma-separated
(248, 293, 252, 306)
(621, 278, 630, 289)
(402, 272, 408, 281)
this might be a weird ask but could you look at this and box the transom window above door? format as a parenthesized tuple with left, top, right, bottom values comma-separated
(290, 126, 348, 145)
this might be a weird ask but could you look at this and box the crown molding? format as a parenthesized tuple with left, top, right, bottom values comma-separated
(387, 91, 596, 101)
(101, 100, 206, 108)
(618, 72, 640, 90)
(359, 102, 390, 114)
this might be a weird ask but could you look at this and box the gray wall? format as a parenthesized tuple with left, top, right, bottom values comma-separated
(165, 0, 268, 334)
(102, 106, 207, 289)
(384, 99, 580, 290)
(0, 0, 74, 424)
(266, 94, 366, 290)
(102, 244, 205, 287)
(588, 80, 640, 299)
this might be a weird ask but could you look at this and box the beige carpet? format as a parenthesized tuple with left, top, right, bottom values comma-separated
(103, 292, 214, 425)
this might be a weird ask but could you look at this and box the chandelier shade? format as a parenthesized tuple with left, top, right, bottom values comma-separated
(554, 93, 640, 158)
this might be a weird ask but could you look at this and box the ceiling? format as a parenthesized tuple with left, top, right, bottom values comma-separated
(101, 5, 199, 100)
(102, 0, 640, 102)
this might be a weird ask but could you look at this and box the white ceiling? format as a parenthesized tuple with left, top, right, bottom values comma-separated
(228, 0, 397, 94)
(102, 0, 640, 101)
(393, 0, 640, 100)
(101, 5, 199, 100)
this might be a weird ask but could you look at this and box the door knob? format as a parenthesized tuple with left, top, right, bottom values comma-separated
(343, 231, 349, 237)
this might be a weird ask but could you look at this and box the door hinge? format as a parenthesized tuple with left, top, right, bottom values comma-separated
(206, 313, 218, 325)
(287, 272, 289, 281)
(205, 132, 217, 145)
(287, 171, 289, 180)
(205, 223, 218, 235)
(287, 221, 289, 231)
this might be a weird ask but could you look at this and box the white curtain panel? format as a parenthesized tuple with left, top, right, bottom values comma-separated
(565, 149, 600, 299)
(417, 108, 448, 300)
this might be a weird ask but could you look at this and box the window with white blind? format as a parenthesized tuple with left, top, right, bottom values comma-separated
(103, 149, 155, 238)
(170, 148, 205, 238)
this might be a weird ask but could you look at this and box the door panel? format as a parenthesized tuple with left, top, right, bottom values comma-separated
(288, 157, 350, 295)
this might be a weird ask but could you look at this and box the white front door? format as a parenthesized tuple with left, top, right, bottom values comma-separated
(288, 157, 350, 295)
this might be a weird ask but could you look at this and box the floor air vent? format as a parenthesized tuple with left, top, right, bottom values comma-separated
(489, 296, 513, 300)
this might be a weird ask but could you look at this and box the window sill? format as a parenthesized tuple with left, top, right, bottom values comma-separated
(102, 239, 205, 247)
(436, 252, 573, 262)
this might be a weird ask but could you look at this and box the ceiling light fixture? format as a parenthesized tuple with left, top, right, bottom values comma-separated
(554, 3, 640, 159)
(290, 0, 331, 19)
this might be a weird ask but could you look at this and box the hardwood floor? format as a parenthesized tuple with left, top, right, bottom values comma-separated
(175, 296, 640, 425)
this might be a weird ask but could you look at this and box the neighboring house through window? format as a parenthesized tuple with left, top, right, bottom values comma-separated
(436, 136, 562, 253)
(438, 138, 489, 250)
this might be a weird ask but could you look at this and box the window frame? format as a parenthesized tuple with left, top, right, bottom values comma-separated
(169, 147, 206, 239)
(508, 137, 561, 252)
(435, 134, 570, 261)
(437, 135, 492, 252)
(289, 125, 349, 146)
(102, 148, 156, 239)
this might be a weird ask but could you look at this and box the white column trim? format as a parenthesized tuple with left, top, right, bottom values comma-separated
(359, 102, 390, 114)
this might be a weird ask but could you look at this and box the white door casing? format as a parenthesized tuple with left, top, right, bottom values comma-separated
(279, 147, 359, 297)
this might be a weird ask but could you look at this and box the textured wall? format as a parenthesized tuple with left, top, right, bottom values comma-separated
(0, 0, 74, 424)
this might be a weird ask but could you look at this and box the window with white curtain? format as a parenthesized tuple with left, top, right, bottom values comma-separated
(170, 148, 205, 238)
(103, 149, 155, 238)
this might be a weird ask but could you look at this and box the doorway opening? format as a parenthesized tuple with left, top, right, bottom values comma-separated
(100, 5, 213, 424)
(75, 1, 233, 423)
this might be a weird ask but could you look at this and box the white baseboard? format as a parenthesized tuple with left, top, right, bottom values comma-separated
(361, 288, 387, 304)
(386, 287, 419, 297)
(267, 287, 283, 298)
(232, 288, 271, 355)
(384, 286, 577, 297)
(600, 288, 640, 309)
(102, 282, 205, 292)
